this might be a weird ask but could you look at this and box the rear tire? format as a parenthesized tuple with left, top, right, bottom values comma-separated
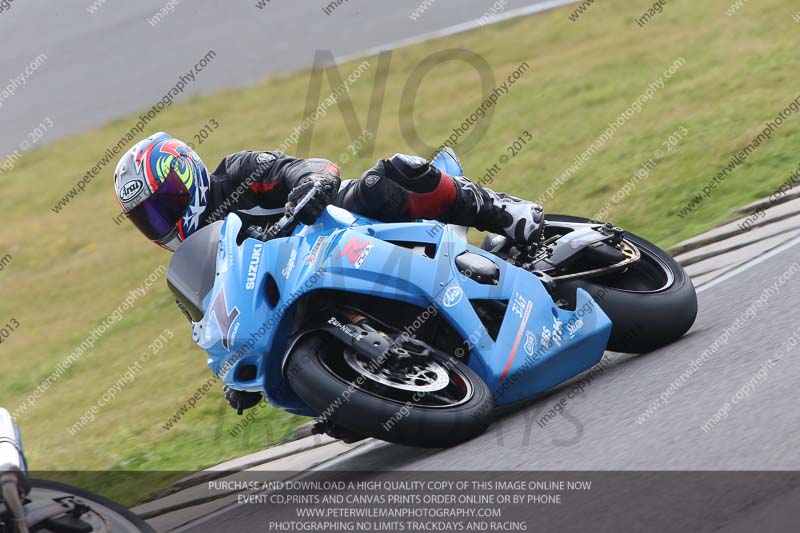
(547, 215, 697, 353)
(286, 333, 494, 448)
(28, 479, 155, 532)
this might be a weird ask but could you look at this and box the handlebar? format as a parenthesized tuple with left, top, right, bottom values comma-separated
(246, 182, 323, 243)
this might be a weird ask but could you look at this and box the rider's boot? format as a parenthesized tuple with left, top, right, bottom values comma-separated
(339, 154, 544, 247)
(444, 176, 545, 248)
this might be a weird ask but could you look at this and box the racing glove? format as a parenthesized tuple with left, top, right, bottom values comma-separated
(285, 174, 339, 225)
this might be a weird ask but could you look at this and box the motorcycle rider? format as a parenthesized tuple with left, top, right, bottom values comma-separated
(113, 132, 544, 411)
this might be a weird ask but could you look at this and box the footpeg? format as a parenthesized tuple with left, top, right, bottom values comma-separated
(311, 420, 367, 444)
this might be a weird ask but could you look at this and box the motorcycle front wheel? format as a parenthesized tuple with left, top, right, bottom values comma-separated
(23, 479, 155, 532)
(285, 332, 494, 448)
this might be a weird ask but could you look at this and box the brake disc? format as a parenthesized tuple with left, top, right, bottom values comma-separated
(343, 349, 450, 393)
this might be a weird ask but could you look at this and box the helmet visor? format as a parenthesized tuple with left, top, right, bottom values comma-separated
(127, 169, 191, 241)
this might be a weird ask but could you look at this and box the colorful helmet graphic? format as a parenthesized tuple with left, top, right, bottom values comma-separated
(114, 132, 210, 251)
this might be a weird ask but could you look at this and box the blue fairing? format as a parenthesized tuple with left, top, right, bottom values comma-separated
(431, 147, 464, 176)
(192, 207, 612, 417)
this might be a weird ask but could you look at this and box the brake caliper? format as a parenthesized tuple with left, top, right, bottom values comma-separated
(384, 337, 433, 372)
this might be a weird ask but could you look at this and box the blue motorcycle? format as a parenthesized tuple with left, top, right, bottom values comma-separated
(167, 152, 697, 447)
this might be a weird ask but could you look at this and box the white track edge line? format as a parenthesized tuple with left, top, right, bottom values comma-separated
(696, 234, 800, 293)
(334, 0, 582, 65)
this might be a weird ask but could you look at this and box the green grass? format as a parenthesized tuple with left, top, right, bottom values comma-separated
(1, 0, 799, 504)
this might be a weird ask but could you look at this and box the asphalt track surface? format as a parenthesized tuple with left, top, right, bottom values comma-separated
(0, 0, 559, 157)
(183, 238, 800, 531)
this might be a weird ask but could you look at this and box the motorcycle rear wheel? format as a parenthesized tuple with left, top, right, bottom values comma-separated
(545, 214, 698, 353)
(285, 332, 494, 448)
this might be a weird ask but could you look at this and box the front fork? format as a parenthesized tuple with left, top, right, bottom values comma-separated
(297, 307, 443, 367)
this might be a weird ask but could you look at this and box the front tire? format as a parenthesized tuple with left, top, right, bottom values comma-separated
(547, 215, 698, 353)
(286, 333, 494, 448)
